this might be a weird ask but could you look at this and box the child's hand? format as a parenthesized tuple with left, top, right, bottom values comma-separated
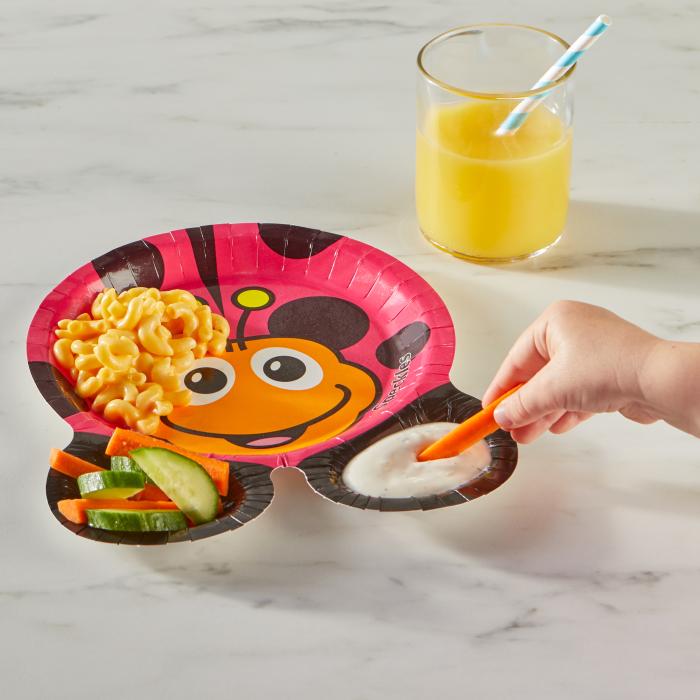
(483, 301, 700, 443)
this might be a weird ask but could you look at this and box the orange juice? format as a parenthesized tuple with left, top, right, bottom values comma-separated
(416, 100, 572, 261)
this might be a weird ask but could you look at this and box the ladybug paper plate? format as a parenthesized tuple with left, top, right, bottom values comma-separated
(27, 223, 518, 544)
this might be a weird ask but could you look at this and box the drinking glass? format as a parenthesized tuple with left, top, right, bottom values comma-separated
(416, 24, 575, 262)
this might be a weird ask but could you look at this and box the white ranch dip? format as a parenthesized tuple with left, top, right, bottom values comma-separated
(342, 422, 491, 498)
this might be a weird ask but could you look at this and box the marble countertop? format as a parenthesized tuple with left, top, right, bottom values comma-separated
(2, 1, 699, 698)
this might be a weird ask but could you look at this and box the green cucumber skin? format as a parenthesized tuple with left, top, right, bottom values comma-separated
(110, 456, 136, 470)
(110, 456, 154, 484)
(129, 447, 218, 525)
(86, 509, 187, 532)
(77, 471, 145, 498)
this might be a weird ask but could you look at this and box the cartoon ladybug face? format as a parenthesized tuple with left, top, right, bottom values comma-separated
(156, 335, 378, 454)
(148, 286, 392, 455)
(153, 287, 430, 456)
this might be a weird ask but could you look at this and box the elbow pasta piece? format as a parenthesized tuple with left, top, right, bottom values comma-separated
(165, 388, 192, 406)
(103, 399, 141, 427)
(114, 297, 146, 330)
(52, 287, 230, 435)
(135, 383, 163, 407)
(70, 339, 97, 354)
(207, 315, 230, 355)
(151, 357, 181, 392)
(91, 385, 127, 411)
(168, 337, 196, 355)
(53, 339, 75, 368)
(138, 314, 173, 356)
(75, 372, 103, 399)
(75, 354, 102, 372)
(136, 414, 161, 435)
(68, 319, 109, 339)
(166, 303, 199, 336)
(171, 352, 195, 373)
(134, 352, 154, 375)
(195, 306, 214, 342)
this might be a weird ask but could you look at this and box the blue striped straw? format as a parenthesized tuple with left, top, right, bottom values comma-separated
(495, 15, 611, 136)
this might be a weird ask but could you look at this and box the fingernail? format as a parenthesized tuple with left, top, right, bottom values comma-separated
(494, 404, 512, 429)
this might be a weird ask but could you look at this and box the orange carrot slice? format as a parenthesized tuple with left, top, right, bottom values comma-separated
(134, 483, 224, 519)
(49, 448, 105, 478)
(57, 498, 179, 525)
(417, 384, 524, 462)
(105, 428, 229, 496)
(133, 483, 171, 501)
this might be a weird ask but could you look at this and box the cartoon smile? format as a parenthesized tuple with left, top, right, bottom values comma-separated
(162, 383, 352, 449)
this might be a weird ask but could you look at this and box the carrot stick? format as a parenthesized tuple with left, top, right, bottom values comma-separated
(133, 485, 222, 515)
(105, 428, 229, 496)
(417, 384, 523, 462)
(133, 483, 171, 502)
(49, 448, 105, 478)
(57, 499, 179, 525)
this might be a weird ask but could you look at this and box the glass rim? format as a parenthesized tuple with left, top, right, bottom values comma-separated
(417, 22, 576, 99)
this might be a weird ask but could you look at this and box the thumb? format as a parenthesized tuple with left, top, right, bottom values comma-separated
(493, 365, 562, 430)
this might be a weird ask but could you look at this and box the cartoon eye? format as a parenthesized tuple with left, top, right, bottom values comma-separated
(181, 357, 235, 405)
(250, 347, 324, 391)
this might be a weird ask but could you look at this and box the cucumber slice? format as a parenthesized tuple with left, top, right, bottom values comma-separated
(86, 509, 187, 532)
(129, 447, 218, 525)
(77, 471, 145, 499)
(110, 456, 154, 484)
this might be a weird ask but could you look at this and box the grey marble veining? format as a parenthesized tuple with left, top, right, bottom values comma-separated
(1, 1, 699, 699)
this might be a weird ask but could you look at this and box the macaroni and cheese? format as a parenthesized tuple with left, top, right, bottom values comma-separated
(53, 287, 230, 434)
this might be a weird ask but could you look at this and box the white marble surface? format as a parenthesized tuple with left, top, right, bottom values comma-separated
(2, 0, 699, 698)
